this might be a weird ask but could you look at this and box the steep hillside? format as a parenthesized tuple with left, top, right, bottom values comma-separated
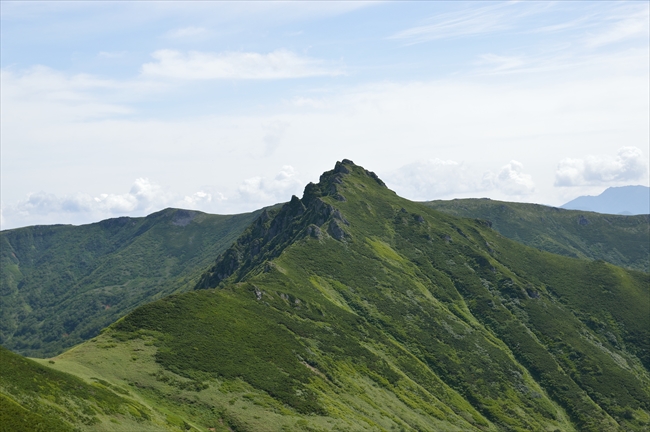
(0, 208, 263, 357)
(424, 199, 649, 272)
(31, 160, 648, 431)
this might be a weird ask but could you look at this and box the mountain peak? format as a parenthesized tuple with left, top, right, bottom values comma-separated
(302, 159, 386, 206)
(561, 185, 650, 215)
(198, 160, 379, 289)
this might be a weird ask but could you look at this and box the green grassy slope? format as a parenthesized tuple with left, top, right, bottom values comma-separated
(0, 346, 158, 431)
(423, 199, 649, 272)
(33, 160, 648, 431)
(0, 208, 262, 357)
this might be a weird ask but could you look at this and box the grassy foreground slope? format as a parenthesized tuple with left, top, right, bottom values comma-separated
(423, 199, 649, 272)
(33, 160, 649, 431)
(0, 208, 262, 357)
(0, 346, 157, 432)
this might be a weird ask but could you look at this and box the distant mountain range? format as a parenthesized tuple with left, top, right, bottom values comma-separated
(561, 185, 650, 215)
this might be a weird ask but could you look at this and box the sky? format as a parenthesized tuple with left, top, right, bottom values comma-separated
(1, 1, 648, 229)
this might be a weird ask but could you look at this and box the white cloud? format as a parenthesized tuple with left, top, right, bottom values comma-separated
(383, 159, 534, 201)
(140, 49, 343, 80)
(0, 178, 184, 229)
(0, 167, 306, 230)
(382, 159, 478, 201)
(236, 165, 304, 206)
(555, 147, 648, 187)
(181, 190, 217, 208)
(484, 161, 535, 196)
(1, 30, 647, 218)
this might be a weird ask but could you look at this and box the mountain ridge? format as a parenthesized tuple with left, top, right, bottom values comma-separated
(561, 185, 650, 215)
(424, 198, 649, 272)
(0, 207, 265, 357)
(2, 160, 649, 431)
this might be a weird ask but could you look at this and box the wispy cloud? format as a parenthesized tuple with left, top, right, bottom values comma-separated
(475, 54, 527, 73)
(389, 2, 544, 44)
(584, 5, 649, 48)
(141, 49, 344, 80)
(0, 67, 133, 124)
(390, 1, 648, 49)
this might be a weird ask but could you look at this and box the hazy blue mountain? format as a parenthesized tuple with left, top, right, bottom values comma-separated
(561, 185, 650, 215)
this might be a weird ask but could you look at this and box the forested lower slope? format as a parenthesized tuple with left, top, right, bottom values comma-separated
(11, 160, 646, 431)
(423, 199, 649, 272)
(0, 208, 263, 357)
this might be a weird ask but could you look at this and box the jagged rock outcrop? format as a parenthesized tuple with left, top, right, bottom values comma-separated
(196, 159, 369, 289)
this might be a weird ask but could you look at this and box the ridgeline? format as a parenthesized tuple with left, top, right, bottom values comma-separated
(1, 160, 648, 431)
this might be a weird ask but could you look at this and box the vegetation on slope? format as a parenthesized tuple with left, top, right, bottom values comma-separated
(423, 199, 649, 272)
(0, 208, 262, 357)
(0, 346, 152, 431)
(5, 160, 648, 431)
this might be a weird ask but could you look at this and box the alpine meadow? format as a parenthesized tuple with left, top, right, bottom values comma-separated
(1, 160, 648, 432)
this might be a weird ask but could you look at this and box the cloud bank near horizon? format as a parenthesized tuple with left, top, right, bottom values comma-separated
(0, 167, 305, 230)
(555, 147, 648, 187)
(382, 159, 535, 202)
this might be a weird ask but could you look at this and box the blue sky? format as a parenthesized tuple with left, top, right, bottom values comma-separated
(1, 1, 648, 229)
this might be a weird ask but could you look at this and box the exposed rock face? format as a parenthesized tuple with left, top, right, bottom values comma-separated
(306, 225, 322, 239)
(327, 220, 347, 241)
(578, 215, 590, 226)
(254, 286, 263, 300)
(331, 209, 349, 225)
(365, 169, 386, 187)
(196, 159, 370, 289)
(334, 160, 352, 174)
